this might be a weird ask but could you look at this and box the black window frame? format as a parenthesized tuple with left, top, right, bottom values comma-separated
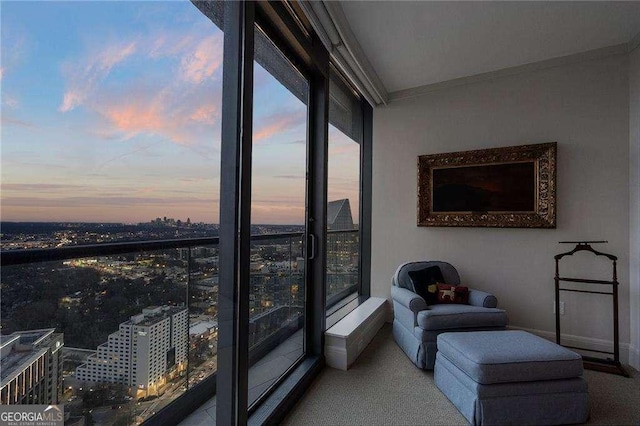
(142, 1, 373, 424)
(325, 64, 372, 327)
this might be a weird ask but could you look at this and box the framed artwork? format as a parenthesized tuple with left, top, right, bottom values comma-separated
(417, 142, 556, 228)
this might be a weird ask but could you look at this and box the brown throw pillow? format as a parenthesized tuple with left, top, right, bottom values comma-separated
(436, 283, 469, 304)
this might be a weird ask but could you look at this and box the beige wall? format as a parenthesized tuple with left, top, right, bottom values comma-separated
(630, 44, 640, 369)
(372, 54, 631, 359)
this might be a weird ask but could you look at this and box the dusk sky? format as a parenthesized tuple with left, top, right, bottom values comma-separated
(1, 1, 359, 225)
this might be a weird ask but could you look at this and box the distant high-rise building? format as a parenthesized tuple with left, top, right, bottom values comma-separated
(75, 305, 188, 397)
(327, 199, 354, 231)
(326, 199, 359, 300)
(178, 246, 215, 260)
(0, 329, 64, 405)
(247, 306, 303, 347)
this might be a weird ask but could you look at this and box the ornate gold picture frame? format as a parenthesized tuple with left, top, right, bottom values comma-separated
(418, 142, 556, 228)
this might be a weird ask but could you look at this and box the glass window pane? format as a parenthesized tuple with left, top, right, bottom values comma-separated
(326, 126, 361, 312)
(1, 1, 222, 243)
(326, 69, 362, 316)
(1, 1, 223, 423)
(248, 27, 308, 408)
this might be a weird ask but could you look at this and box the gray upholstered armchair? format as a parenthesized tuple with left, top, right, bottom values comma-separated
(391, 261, 508, 369)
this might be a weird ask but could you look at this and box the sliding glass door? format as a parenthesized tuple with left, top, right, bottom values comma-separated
(0, 0, 371, 424)
(217, 3, 322, 423)
(217, 2, 371, 423)
(248, 26, 309, 408)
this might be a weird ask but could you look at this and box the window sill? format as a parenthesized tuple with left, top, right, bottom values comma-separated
(326, 292, 362, 330)
(248, 355, 323, 425)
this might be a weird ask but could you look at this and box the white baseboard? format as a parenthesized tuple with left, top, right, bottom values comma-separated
(510, 325, 633, 366)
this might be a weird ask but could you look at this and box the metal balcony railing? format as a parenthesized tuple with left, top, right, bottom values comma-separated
(0, 229, 359, 424)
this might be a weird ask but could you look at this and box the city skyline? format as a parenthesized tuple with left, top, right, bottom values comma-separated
(1, 1, 359, 225)
(0, 216, 353, 226)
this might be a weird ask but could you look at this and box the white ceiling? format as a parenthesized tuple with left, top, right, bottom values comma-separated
(339, 1, 640, 94)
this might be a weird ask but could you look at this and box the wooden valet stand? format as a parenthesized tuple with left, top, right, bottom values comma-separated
(554, 241, 629, 377)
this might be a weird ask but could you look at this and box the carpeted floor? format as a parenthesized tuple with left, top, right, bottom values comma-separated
(283, 324, 640, 425)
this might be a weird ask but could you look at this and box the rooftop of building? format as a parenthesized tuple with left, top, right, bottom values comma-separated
(124, 305, 187, 327)
(0, 334, 20, 349)
(189, 320, 218, 336)
(0, 329, 62, 385)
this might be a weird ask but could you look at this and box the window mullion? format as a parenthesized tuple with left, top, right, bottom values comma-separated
(217, 1, 255, 424)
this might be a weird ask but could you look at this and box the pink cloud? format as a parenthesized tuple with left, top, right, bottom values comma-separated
(136, 186, 158, 195)
(56, 28, 224, 146)
(148, 32, 195, 59)
(2, 116, 36, 128)
(329, 144, 359, 156)
(98, 99, 190, 144)
(190, 103, 218, 124)
(179, 34, 223, 84)
(59, 41, 137, 112)
(1, 195, 219, 223)
(328, 125, 360, 156)
(104, 103, 163, 133)
(250, 202, 305, 225)
(1, 195, 215, 207)
(91, 82, 221, 146)
(1, 27, 29, 81)
(89, 128, 121, 140)
(1, 183, 85, 192)
(254, 111, 306, 142)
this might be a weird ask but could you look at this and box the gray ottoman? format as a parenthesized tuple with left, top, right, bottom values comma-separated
(435, 330, 589, 425)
